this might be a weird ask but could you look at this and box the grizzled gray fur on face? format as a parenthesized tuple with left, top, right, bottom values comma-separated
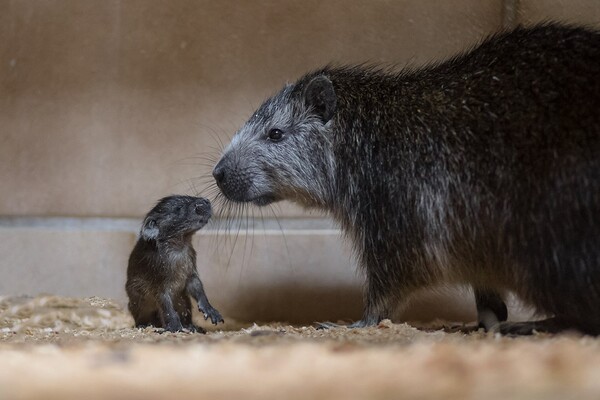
(126, 195, 223, 333)
(214, 23, 600, 335)
(213, 78, 337, 208)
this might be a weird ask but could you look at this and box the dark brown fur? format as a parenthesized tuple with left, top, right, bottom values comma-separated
(214, 24, 600, 334)
(126, 195, 223, 332)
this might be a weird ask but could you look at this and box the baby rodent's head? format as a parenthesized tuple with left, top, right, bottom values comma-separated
(140, 196, 211, 241)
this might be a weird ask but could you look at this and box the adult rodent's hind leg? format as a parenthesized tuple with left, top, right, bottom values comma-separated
(474, 288, 508, 331)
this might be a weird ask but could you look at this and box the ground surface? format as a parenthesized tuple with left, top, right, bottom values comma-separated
(1, 295, 600, 399)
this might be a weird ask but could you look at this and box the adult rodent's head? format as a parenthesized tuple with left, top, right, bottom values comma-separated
(213, 74, 337, 208)
(140, 195, 212, 241)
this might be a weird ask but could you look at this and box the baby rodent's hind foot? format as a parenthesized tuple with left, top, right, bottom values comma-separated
(154, 324, 206, 334)
(184, 324, 207, 334)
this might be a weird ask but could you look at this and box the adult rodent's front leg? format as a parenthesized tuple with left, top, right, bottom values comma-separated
(317, 269, 395, 329)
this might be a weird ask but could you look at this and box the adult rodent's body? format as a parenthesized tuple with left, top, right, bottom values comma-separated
(126, 195, 223, 333)
(213, 24, 600, 334)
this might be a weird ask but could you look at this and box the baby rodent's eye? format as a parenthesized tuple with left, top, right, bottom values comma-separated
(267, 128, 284, 142)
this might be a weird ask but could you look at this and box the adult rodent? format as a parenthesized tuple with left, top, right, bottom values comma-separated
(212, 23, 600, 334)
(126, 195, 223, 333)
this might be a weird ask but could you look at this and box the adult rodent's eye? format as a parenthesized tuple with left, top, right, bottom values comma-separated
(267, 128, 284, 142)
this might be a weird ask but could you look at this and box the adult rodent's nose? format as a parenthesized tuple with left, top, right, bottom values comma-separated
(213, 160, 226, 185)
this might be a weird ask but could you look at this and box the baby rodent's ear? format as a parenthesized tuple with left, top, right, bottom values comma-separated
(302, 75, 336, 123)
(141, 218, 159, 240)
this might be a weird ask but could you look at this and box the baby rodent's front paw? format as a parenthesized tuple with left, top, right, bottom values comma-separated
(200, 306, 224, 325)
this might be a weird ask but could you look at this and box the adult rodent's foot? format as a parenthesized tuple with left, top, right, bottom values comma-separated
(315, 319, 375, 330)
(493, 317, 571, 336)
(315, 321, 343, 330)
(200, 306, 224, 325)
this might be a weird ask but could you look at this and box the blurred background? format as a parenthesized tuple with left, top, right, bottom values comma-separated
(1, 0, 599, 324)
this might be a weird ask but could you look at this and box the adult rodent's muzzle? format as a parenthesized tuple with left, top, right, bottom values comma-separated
(212, 160, 226, 186)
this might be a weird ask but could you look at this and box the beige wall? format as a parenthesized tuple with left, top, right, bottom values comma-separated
(517, 0, 600, 26)
(1, 1, 599, 323)
(1, 0, 504, 217)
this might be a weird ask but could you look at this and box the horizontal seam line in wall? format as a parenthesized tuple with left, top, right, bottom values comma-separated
(0, 217, 340, 233)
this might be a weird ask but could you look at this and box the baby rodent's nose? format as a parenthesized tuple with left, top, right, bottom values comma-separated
(195, 198, 211, 215)
(213, 160, 226, 185)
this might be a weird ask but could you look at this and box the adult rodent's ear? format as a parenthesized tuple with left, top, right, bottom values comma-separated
(141, 218, 159, 240)
(302, 75, 336, 123)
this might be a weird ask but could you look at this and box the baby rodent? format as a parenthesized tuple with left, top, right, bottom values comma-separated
(213, 23, 600, 334)
(126, 195, 223, 333)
